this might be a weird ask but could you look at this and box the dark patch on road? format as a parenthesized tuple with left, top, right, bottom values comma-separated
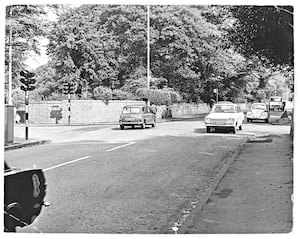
(247, 138, 273, 143)
(214, 189, 233, 199)
(193, 128, 207, 134)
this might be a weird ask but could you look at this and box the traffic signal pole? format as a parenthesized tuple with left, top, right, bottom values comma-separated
(25, 90, 29, 140)
(19, 70, 36, 140)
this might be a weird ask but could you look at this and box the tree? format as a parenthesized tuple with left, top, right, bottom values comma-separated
(150, 5, 247, 103)
(4, 5, 65, 103)
(231, 5, 294, 66)
(47, 5, 147, 96)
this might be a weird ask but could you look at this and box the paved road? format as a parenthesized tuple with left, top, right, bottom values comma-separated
(5, 112, 290, 233)
(180, 133, 293, 233)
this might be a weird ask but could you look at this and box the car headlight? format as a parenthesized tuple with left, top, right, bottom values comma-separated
(227, 118, 235, 124)
(247, 112, 253, 117)
(205, 117, 212, 124)
(261, 112, 268, 118)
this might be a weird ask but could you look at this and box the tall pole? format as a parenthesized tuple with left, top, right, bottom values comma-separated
(147, 4, 150, 106)
(25, 90, 29, 140)
(8, 7, 13, 105)
(147, 4, 150, 90)
(67, 93, 71, 125)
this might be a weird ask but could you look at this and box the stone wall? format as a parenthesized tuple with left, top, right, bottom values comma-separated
(27, 100, 145, 124)
(21, 100, 210, 125)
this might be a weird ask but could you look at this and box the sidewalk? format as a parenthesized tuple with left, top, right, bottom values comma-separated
(4, 137, 51, 151)
(180, 133, 293, 233)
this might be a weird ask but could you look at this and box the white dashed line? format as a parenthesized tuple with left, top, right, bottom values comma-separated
(43, 156, 91, 172)
(106, 142, 136, 152)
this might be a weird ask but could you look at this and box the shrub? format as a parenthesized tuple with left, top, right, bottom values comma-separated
(136, 88, 181, 105)
(93, 86, 113, 102)
(112, 89, 134, 100)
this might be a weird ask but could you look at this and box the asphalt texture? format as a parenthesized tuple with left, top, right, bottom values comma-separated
(180, 133, 293, 233)
(4, 111, 293, 234)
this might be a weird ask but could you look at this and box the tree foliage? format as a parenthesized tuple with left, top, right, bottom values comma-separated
(231, 5, 294, 66)
(47, 5, 147, 96)
(150, 5, 247, 103)
(7, 5, 294, 105)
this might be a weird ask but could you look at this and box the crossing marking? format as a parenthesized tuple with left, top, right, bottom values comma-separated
(106, 142, 136, 152)
(43, 156, 91, 172)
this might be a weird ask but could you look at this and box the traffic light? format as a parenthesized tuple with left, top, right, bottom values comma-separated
(19, 70, 36, 91)
(62, 82, 75, 95)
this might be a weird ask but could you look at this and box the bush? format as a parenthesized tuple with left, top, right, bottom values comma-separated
(93, 86, 113, 102)
(136, 88, 181, 105)
(112, 89, 134, 100)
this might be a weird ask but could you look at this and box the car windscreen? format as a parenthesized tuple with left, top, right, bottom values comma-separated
(270, 97, 282, 102)
(251, 104, 267, 110)
(212, 105, 236, 113)
(122, 107, 141, 114)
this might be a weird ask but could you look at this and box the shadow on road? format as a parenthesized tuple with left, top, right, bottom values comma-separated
(165, 113, 208, 122)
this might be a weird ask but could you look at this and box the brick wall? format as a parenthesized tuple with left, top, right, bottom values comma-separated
(25, 100, 210, 125)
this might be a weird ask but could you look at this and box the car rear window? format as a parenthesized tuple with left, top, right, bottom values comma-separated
(122, 107, 141, 113)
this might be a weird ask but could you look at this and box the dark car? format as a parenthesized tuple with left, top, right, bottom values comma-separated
(119, 105, 156, 130)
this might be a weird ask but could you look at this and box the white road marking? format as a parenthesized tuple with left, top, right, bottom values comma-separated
(106, 142, 136, 152)
(43, 156, 91, 172)
(198, 152, 215, 155)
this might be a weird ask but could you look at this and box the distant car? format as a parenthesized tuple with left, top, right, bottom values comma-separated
(119, 105, 156, 130)
(246, 103, 270, 123)
(204, 103, 244, 134)
(269, 96, 284, 111)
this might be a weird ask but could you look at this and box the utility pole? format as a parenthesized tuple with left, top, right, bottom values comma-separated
(147, 3, 150, 91)
(8, 7, 13, 105)
(147, 4, 150, 106)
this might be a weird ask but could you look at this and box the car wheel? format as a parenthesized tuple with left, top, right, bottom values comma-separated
(141, 121, 145, 129)
(265, 118, 269, 123)
(232, 126, 236, 134)
(152, 119, 156, 127)
(120, 125, 124, 130)
(239, 124, 242, 130)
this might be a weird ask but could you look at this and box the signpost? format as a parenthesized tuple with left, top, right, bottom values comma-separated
(19, 70, 36, 140)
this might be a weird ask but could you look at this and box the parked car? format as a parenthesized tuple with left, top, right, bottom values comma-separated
(246, 103, 270, 123)
(204, 103, 244, 134)
(269, 96, 284, 111)
(119, 105, 156, 130)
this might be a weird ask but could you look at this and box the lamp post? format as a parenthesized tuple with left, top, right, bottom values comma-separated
(8, 7, 13, 105)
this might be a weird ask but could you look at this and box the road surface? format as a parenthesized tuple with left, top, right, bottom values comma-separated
(5, 112, 291, 233)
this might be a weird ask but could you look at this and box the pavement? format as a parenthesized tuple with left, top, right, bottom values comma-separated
(4, 137, 51, 151)
(180, 133, 293, 233)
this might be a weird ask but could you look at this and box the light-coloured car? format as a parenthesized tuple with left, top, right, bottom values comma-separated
(119, 105, 156, 130)
(204, 103, 244, 134)
(246, 103, 270, 123)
